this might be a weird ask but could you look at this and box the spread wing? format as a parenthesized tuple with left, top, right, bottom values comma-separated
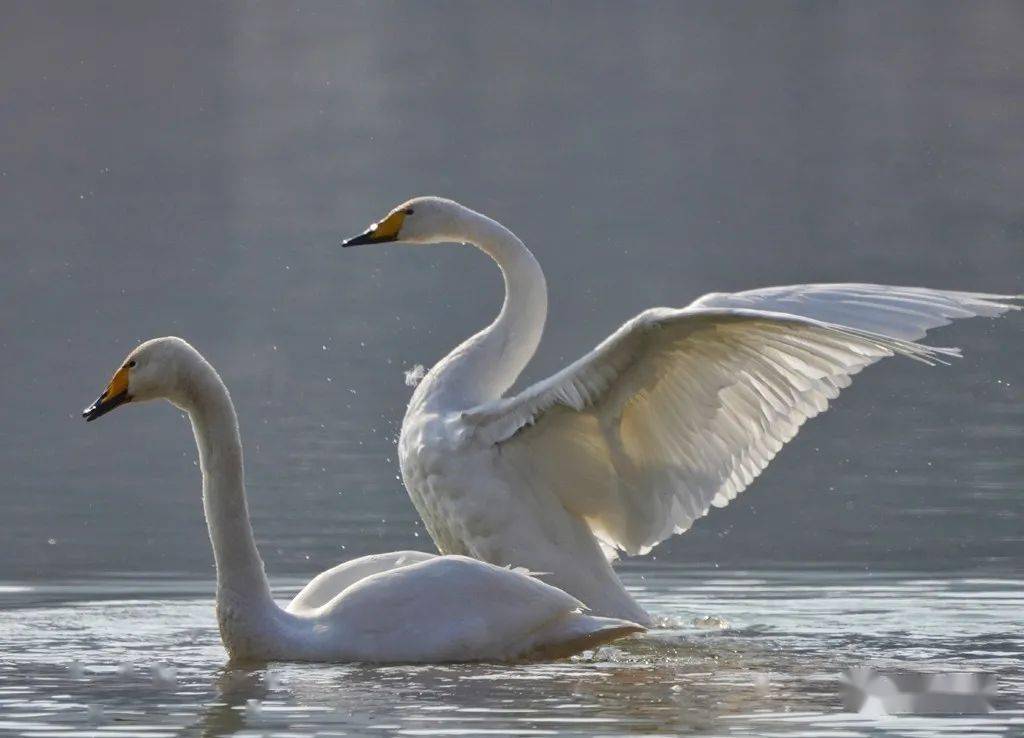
(461, 286, 1020, 558)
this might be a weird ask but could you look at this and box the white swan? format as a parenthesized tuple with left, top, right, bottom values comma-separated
(342, 196, 1022, 625)
(81, 337, 644, 663)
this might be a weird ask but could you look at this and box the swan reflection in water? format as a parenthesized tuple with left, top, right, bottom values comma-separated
(193, 632, 817, 737)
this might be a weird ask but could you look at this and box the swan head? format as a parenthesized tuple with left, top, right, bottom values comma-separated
(82, 337, 202, 421)
(342, 196, 474, 246)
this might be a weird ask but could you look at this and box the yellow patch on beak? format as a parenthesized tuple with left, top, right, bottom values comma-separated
(341, 207, 408, 247)
(104, 365, 130, 400)
(82, 364, 132, 422)
(372, 209, 406, 240)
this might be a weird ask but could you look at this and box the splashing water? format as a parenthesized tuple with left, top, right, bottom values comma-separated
(404, 363, 426, 387)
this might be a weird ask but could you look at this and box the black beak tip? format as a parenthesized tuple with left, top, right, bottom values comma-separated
(341, 232, 374, 248)
(341, 229, 399, 248)
(82, 391, 128, 423)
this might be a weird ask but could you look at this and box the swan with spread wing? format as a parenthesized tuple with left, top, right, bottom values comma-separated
(342, 197, 1021, 625)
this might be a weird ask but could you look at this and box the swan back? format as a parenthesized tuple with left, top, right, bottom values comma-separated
(310, 555, 641, 663)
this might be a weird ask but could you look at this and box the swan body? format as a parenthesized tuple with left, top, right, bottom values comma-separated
(81, 337, 643, 663)
(343, 197, 1022, 625)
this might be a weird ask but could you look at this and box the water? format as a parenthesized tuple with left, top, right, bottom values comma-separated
(2, 568, 1022, 736)
(2, 2, 1022, 736)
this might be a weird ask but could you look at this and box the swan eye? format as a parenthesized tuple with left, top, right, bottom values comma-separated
(126, 360, 136, 368)
(405, 208, 414, 215)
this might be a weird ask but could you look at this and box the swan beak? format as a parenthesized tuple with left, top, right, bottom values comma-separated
(341, 210, 406, 247)
(341, 228, 393, 247)
(82, 365, 131, 422)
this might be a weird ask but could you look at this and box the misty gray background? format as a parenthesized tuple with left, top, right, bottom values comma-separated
(1, 1, 1021, 580)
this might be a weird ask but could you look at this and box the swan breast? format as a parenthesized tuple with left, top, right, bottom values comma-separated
(399, 411, 505, 558)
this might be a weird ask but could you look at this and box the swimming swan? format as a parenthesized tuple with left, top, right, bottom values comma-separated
(342, 196, 1022, 625)
(81, 337, 644, 663)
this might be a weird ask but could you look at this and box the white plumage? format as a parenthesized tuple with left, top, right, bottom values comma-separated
(82, 337, 643, 663)
(467, 307, 960, 557)
(343, 197, 1021, 625)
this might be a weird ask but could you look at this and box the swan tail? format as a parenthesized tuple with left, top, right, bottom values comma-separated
(517, 612, 644, 662)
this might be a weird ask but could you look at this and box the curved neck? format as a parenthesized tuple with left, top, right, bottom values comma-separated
(413, 213, 548, 412)
(182, 359, 275, 615)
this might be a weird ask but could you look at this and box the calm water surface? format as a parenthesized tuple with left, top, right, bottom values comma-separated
(2, 567, 1022, 737)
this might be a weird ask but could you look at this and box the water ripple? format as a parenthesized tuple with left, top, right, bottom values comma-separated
(0, 568, 1020, 737)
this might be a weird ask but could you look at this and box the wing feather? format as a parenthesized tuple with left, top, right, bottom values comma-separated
(463, 286, 1020, 557)
(691, 284, 1019, 340)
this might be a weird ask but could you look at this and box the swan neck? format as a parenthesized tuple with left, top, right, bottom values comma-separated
(183, 361, 274, 613)
(416, 213, 548, 410)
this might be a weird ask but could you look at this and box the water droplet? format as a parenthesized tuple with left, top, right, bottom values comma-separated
(692, 615, 730, 630)
(246, 698, 263, 722)
(150, 663, 177, 688)
(404, 364, 426, 387)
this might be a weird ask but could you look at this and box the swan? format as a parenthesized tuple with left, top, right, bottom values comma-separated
(341, 196, 1022, 625)
(80, 337, 644, 663)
